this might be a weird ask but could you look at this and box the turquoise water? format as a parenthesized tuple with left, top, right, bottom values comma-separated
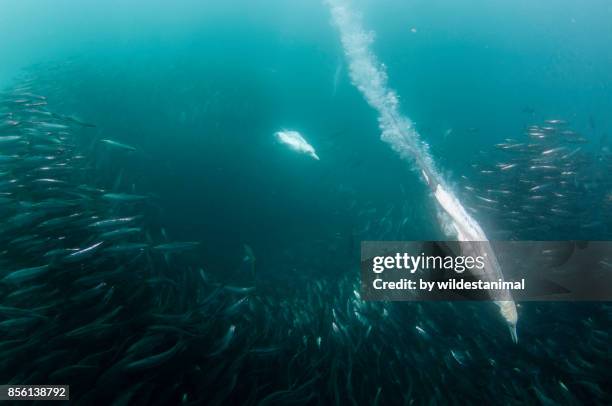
(1, 0, 611, 403)
(3, 0, 610, 266)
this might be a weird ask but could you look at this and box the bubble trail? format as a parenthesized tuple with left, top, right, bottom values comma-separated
(325, 0, 518, 341)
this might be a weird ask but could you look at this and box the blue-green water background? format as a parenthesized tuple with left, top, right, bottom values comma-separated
(1, 0, 611, 275)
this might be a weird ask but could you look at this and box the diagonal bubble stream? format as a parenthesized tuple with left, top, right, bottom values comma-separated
(325, 0, 518, 341)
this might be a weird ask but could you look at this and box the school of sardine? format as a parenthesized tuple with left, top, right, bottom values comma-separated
(461, 120, 611, 241)
(1, 74, 611, 404)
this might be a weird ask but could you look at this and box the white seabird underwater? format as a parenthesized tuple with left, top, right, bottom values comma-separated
(326, 0, 518, 340)
(274, 130, 320, 160)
